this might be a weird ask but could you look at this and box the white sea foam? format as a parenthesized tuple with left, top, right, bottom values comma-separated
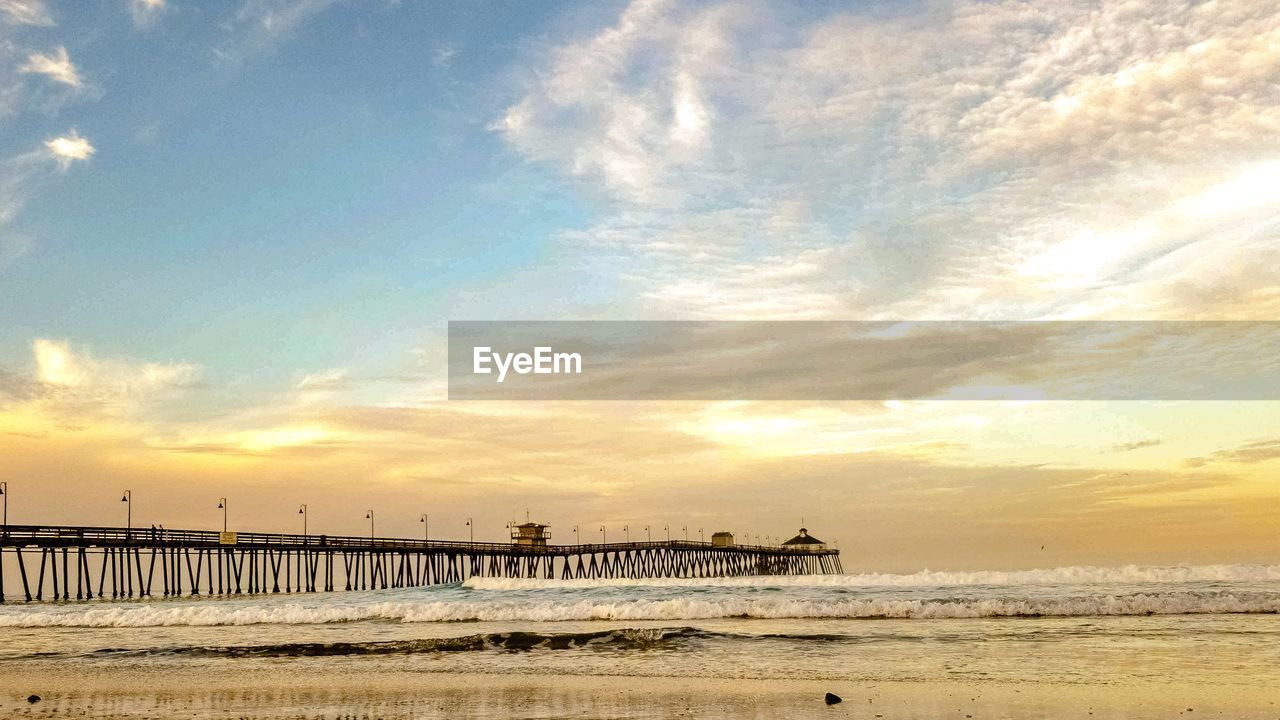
(3, 564, 1277, 628)
(464, 563, 1280, 591)
(0, 591, 1276, 628)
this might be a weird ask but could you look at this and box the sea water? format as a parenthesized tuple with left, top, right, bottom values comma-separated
(1, 564, 1277, 688)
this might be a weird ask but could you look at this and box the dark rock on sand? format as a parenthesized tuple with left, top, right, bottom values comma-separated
(26, 695, 40, 704)
(824, 692, 842, 705)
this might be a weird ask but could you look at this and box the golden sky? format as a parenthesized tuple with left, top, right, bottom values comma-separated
(2, 336, 1278, 571)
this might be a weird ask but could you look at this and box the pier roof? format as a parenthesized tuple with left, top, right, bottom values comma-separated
(781, 528, 824, 546)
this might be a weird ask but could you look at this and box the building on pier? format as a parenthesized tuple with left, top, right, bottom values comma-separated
(781, 528, 826, 552)
(510, 522, 550, 547)
(711, 531, 734, 547)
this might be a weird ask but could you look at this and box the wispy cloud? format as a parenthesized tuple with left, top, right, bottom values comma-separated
(1186, 438, 1280, 468)
(148, 424, 361, 457)
(1, 133, 95, 271)
(1, 338, 202, 426)
(495, 0, 737, 206)
(20, 46, 81, 87)
(1110, 439, 1163, 454)
(215, 0, 344, 62)
(33, 338, 201, 392)
(499, 0, 1280, 321)
(296, 368, 351, 391)
(432, 43, 456, 68)
(129, 0, 168, 29)
(0, 0, 52, 26)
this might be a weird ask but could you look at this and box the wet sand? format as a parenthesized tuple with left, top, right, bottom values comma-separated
(1, 665, 1276, 719)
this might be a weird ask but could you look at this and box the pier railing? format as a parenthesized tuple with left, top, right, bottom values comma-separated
(0, 524, 834, 555)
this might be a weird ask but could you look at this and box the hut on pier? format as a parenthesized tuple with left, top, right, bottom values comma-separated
(781, 528, 826, 552)
(510, 522, 550, 547)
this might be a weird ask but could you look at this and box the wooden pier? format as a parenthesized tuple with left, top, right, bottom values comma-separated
(0, 525, 842, 603)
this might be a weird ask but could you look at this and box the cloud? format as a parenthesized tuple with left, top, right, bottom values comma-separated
(148, 424, 361, 457)
(19, 46, 81, 87)
(1110, 439, 1163, 453)
(1, 8, 95, 117)
(499, 0, 1280, 321)
(0, 0, 52, 26)
(1, 135, 94, 271)
(495, 0, 741, 205)
(129, 0, 167, 29)
(296, 368, 350, 391)
(6, 45, 94, 116)
(0, 367, 38, 401)
(1185, 438, 1280, 468)
(295, 368, 355, 403)
(215, 0, 344, 62)
(33, 338, 201, 392)
(45, 129, 95, 167)
(432, 43, 455, 68)
(9, 339, 203, 424)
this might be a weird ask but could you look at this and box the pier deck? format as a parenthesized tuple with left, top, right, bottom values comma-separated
(0, 524, 842, 602)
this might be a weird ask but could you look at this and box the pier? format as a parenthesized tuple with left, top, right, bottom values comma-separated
(0, 524, 842, 603)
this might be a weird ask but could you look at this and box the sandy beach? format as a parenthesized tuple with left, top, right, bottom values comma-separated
(1, 665, 1277, 720)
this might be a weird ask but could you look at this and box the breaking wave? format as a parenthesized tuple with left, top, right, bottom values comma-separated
(1, 591, 1276, 627)
(92, 627, 706, 657)
(464, 564, 1280, 590)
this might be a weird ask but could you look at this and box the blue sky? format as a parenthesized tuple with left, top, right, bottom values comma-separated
(1, 0, 1278, 568)
(2, 0, 603, 382)
(7, 0, 1278, 379)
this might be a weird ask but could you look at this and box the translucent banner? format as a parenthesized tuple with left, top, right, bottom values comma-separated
(447, 321, 1280, 401)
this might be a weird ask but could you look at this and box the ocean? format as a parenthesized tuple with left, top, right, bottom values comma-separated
(1, 564, 1278, 718)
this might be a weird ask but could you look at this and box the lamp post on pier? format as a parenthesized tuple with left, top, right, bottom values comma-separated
(645, 525, 651, 542)
(419, 514, 428, 542)
(1, 481, 7, 532)
(365, 510, 374, 539)
(623, 524, 629, 543)
(466, 517, 473, 543)
(122, 490, 132, 538)
(599, 525, 606, 544)
(298, 504, 307, 538)
(216, 497, 227, 532)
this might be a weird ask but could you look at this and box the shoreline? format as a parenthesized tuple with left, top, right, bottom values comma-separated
(1, 666, 1277, 719)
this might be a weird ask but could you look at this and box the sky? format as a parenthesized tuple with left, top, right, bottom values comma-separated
(0, 0, 1277, 572)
